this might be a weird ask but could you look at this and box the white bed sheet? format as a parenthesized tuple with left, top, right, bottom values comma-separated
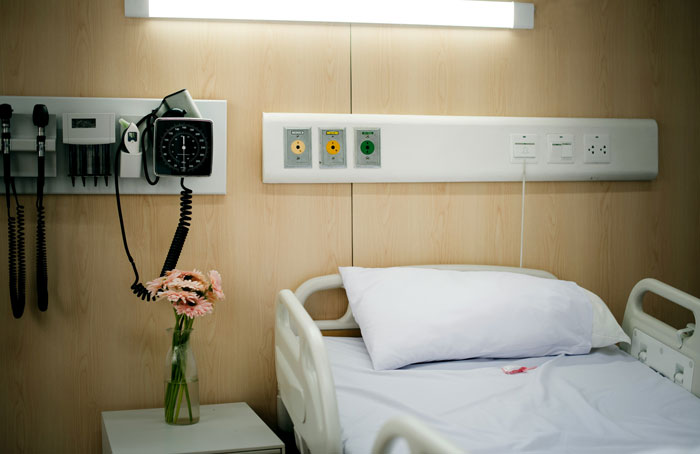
(325, 337, 700, 454)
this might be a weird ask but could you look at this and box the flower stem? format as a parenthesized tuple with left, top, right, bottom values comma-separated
(184, 381, 193, 422)
(175, 382, 184, 422)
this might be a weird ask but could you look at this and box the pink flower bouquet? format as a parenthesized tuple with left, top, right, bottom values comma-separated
(147, 269, 224, 424)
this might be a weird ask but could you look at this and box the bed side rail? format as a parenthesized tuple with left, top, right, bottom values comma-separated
(275, 289, 342, 453)
(622, 278, 699, 397)
(294, 264, 557, 331)
(372, 416, 467, 454)
(295, 274, 359, 331)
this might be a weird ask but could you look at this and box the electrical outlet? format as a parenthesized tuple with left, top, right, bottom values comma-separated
(355, 128, 381, 168)
(584, 134, 611, 163)
(320, 128, 346, 168)
(284, 128, 312, 168)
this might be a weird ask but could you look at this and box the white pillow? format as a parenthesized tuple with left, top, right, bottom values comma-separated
(339, 267, 626, 370)
(585, 288, 631, 347)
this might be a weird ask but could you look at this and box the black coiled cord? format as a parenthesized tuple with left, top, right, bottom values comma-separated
(114, 129, 193, 301)
(159, 179, 191, 277)
(8, 180, 25, 318)
(114, 136, 151, 301)
(7, 206, 18, 316)
(36, 202, 48, 311)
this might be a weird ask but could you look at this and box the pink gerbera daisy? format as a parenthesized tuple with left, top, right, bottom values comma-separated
(163, 269, 183, 284)
(208, 270, 225, 301)
(162, 289, 200, 305)
(168, 277, 206, 292)
(181, 269, 207, 284)
(146, 276, 167, 298)
(174, 298, 213, 319)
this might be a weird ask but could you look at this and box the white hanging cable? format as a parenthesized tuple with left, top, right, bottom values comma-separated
(519, 161, 526, 268)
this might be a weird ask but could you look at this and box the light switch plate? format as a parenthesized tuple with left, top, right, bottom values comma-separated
(320, 128, 346, 168)
(511, 133, 538, 163)
(355, 128, 381, 168)
(284, 127, 312, 168)
(547, 134, 575, 164)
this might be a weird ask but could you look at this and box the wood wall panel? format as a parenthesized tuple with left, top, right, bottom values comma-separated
(0, 1, 351, 452)
(350, 0, 699, 329)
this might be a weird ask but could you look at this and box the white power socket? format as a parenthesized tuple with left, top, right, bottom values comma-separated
(584, 134, 611, 163)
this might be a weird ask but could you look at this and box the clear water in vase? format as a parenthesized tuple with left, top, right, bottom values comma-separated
(164, 378, 200, 424)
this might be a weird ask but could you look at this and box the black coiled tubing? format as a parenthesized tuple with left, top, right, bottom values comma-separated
(114, 134, 192, 301)
(159, 179, 192, 277)
(36, 203, 48, 311)
(15, 195, 25, 309)
(8, 181, 25, 318)
(7, 206, 18, 316)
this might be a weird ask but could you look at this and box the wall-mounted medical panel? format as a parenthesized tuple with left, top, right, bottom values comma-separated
(0, 113, 58, 177)
(0, 96, 226, 194)
(262, 113, 657, 183)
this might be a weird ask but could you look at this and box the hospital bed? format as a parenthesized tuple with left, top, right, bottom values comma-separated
(274, 265, 700, 453)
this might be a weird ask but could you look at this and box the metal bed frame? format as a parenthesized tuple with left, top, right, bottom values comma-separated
(274, 265, 699, 454)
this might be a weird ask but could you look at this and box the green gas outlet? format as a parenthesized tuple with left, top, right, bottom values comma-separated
(360, 140, 375, 155)
(355, 128, 381, 168)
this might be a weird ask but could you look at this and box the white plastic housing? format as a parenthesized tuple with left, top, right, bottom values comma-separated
(62, 112, 115, 145)
(262, 113, 658, 183)
(119, 151, 143, 178)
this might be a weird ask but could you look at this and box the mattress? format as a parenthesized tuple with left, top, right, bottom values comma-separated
(324, 337, 700, 454)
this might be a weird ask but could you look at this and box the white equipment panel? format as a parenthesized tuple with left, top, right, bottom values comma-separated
(0, 96, 227, 195)
(262, 113, 657, 183)
(631, 328, 695, 393)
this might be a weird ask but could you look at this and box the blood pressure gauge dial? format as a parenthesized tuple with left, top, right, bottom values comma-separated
(153, 118, 213, 177)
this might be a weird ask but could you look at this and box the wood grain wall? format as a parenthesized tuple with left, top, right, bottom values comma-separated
(350, 0, 700, 327)
(1, 0, 698, 452)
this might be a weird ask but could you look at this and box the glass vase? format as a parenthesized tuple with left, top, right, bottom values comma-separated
(164, 327, 200, 425)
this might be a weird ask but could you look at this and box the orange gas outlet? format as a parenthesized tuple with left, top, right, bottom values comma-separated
(326, 140, 340, 155)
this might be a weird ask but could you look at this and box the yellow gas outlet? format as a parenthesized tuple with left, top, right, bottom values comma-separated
(320, 128, 346, 168)
(291, 139, 306, 155)
(326, 140, 341, 155)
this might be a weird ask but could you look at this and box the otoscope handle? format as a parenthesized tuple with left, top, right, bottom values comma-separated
(37, 156, 45, 197)
(0, 103, 12, 122)
(3, 153, 10, 195)
(34, 104, 49, 312)
(32, 104, 49, 127)
(1, 103, 11, 152)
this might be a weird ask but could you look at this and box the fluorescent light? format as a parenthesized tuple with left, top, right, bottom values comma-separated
(125, 0, 534, 29)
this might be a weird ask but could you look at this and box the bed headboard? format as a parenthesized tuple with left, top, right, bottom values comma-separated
(294, 264, 558, 331)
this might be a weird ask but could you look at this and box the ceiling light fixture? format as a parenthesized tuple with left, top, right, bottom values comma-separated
(125, 0, 534, 30)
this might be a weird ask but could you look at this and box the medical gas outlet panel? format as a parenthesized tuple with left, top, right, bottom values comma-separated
(262, 113, 657, 183)
(0, 96, 227, 195)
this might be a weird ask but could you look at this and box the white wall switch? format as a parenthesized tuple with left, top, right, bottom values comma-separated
(511, 134, 538, 163)
(547, 134, 575, 164)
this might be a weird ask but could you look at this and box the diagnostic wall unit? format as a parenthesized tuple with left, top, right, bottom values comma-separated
(0, 96, 227, 194)
(262, 113, 658, 183)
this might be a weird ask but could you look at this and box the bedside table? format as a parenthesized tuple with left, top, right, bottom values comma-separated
(102, 402, 285, 454)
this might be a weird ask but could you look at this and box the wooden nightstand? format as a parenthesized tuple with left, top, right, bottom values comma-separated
(102, 402, 285, 454)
